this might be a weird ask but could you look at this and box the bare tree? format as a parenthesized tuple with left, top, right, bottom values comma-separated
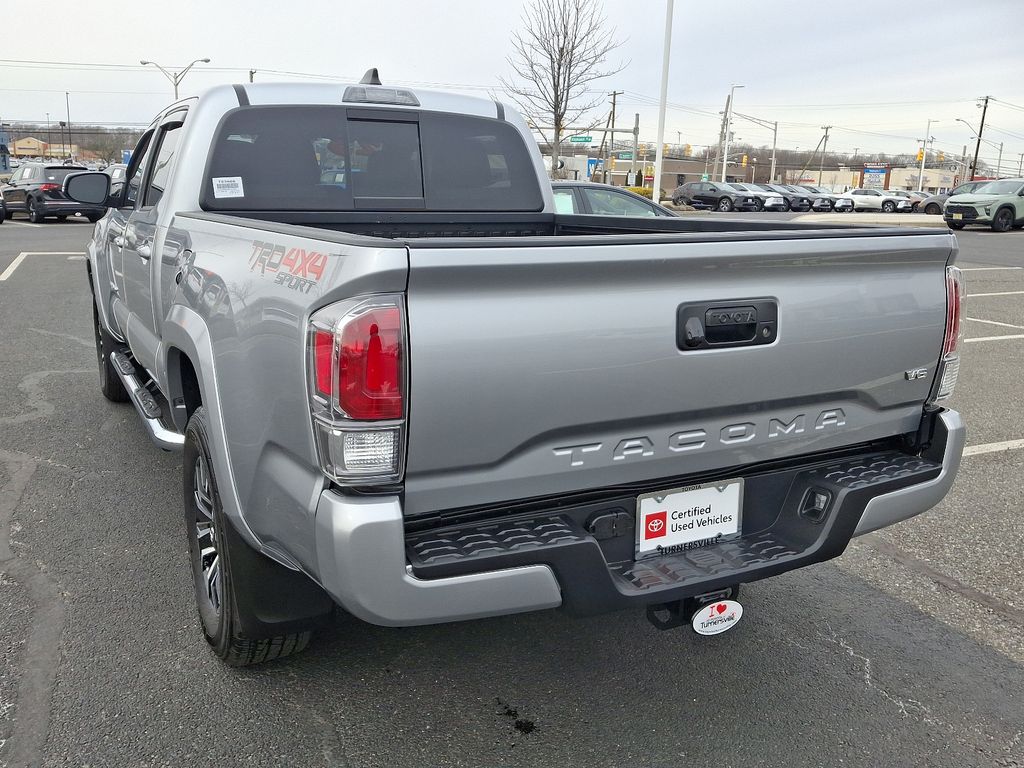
(499, 0, 625, 177)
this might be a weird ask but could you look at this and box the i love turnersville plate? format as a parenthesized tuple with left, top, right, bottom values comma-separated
(635, 479, 743, 558)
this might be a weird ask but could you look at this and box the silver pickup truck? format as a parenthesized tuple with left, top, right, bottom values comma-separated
(65, 78, 965, 665)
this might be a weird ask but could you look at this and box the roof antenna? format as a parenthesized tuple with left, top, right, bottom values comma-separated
(360, 68, 382, 85)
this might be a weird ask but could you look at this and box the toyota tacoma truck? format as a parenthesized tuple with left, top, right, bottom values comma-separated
(66, 75, 966, 665)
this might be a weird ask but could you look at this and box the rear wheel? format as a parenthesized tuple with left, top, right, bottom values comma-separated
(184, 406, 317, 666)
(754, 199, 765, 212)
(92, 298, 129, 403)
(991, 208, 1014, 233)
(27, 197, 45, 223)
(881, 201, 896, 213)
(925, 203, 942, 215)
(717, 197, 734, 212)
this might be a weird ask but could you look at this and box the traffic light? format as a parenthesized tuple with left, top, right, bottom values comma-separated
(938, 152, 945, 162)
(916, 149, 924, 162)
(684, 144, 692, 157)
(663, 143, 670, 156)
(741, 154, 748, 168)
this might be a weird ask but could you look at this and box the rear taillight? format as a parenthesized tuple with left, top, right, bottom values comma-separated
(308, 295, 407, 484)
(39, 183, 59, 192)
(929, 266, 964, 404)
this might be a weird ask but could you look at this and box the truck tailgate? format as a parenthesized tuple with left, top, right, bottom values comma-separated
(403, 232, 955, 516)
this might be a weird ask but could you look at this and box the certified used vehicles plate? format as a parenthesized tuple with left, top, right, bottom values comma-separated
(636, 479, 743, 558)
(952, 213, 963, 220)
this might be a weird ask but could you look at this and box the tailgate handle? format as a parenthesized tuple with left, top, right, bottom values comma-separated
(677, 299, 778, 351)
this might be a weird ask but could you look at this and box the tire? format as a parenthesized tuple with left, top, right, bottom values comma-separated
(780, 200, 791, 212)
(949, 222, 965, 230)
(881, 201, 896, 213)
(925, 203, 942, 215)
(717, 197, 734, 212)
(0, 204, 5, 224)
(4, 207, 12, 220)
(184, 406, 316, 666)
(56, 215, 68, 222)
(991, 207, 1014, 233)
(91, 298, 129, 403)
(754, 199, 765, 212)
(27, 197, 45, 223)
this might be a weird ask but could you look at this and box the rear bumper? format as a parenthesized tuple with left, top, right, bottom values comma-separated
(37, 199, 105, 216)
(314, 410, 963, 626)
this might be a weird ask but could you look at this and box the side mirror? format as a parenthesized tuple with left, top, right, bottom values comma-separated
(63, 171, 111, 206)
(708, 186, 717, 192)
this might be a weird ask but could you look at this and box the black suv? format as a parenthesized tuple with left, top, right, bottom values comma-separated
(749, 183, 813, 212)
(1, 163, 107, 223)
(672, 181, 761, 212)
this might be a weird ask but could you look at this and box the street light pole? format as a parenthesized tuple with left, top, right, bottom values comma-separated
(140, 58, 211, 99)
(720, 84, 744, 182)
(918, 118, 937, 192)
(651, 0, 674, 202)
(45, 112, 51, 155)
(65, 91, 72, 160)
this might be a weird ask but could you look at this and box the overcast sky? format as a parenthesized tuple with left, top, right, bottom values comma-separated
(3, 0, 1023, 172)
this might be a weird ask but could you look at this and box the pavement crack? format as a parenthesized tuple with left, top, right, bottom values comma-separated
(0, 369, 92, 427)
(865, 536, 1024, 625)
(0, 449, 66, 768)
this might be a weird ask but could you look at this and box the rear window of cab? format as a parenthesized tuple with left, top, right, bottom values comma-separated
(201, 106, 543, 212)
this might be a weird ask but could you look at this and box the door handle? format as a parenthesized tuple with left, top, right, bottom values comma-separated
(136, 243, 152, 260)
(113, 236, 126, 248)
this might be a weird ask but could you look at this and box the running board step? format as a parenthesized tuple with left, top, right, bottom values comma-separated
(109, 351, 185, 451)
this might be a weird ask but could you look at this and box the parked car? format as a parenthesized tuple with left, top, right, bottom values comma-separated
(552, 181, 677, 217)
(778, 184, 832, 212)
(748, 183, 813, 212)
(103, 163, 128, 198)
(66, 81, 965, 665)
(1, 163, 107, 223)
(727, 182, 787, 211)
(834, 188, 911, 213)
(671, 181, 762, 211)
(0, 189, 6, 224)
(919, 181, 988, 215)
(944, 177, 1024, 232)
(799, 185, 854, 212)
(886, 190, 927, 211)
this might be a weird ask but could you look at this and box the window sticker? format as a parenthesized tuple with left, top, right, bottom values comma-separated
(212, 176, 245, 198)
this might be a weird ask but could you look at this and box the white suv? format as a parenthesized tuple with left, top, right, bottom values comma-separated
(836, 188, 912, 213)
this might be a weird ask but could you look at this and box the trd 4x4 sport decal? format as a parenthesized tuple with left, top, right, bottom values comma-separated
(248, 240, 332, 293)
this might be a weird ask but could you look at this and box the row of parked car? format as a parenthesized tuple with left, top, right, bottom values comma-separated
(0, 162, 126, 223)
(669, 181, 942, 214)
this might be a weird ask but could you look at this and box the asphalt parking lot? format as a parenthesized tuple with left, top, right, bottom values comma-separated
(0, 218, 1022, 768)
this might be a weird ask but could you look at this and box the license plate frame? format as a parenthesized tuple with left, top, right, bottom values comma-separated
(635, 479, 744, 559)
(952, 213, 963, 220)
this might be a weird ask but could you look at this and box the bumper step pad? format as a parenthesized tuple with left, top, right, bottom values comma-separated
(406, 449, 942, 611)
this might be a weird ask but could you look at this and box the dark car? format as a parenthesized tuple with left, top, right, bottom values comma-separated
(781, 185, 832, 211)
(919, 180, 988, 215)
(749, 183, 813, 212)
(798, 184, 854, 212)
(671, 181, 761, 212)
(1, 163, 107, 223)
(552, 181, 677, 217)
(728, 182, 787, 211)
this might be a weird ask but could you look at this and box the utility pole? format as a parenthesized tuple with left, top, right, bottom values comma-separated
(720, 84, 744, 182)
(971, 95, 990, 181)
(917, 119, 937, 192)
(732, 111, 777, 182)
(605, 90, 623, 185)
(996, 142, 1004, 177)
(819, 125, 831, 186)
(651, 0, 673, 200)
(1018, 152, 1023, 176)
(715, 94, 730, 181)
(632, 113, 639, 181)
(65, 91, 72, 160)
(249, 69, 256, 83)
(45, 112, 51, 155)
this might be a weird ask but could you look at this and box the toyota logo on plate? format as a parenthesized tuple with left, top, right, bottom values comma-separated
(647, 518, 664, 533)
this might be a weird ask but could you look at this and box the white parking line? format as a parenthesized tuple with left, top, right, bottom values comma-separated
(965, 317, 1024, 329)
(965, 334, 1024, 343)
(966, 291, 1024, 298)
(964, 439, 1024, 457)
(0, 251, 86, 281)
(961, 267, 1023, 272)
(6, 220, 44, 229)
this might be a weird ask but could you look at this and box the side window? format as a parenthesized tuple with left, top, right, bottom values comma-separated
(143, 124, 183, 207)
(125, 132, 155, 208)
(8, 168, 22, 183)
(552, 189, 578, 214)
(583, 188, 657, 217)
